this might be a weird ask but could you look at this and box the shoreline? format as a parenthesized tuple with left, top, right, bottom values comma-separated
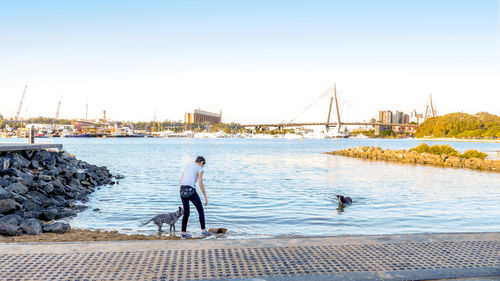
(0, 228, 184, 242)
(416, 137, 500, 143)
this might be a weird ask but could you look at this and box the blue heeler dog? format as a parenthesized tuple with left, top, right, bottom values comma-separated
(143, 206, 184, 234)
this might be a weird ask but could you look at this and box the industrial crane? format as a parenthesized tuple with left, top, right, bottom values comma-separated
(15, 85, 28, 121)
(55, 96, 63, 120)
(14, 85, 28, 121)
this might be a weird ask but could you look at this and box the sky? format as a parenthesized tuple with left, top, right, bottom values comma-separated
(0, 0, 499, 124)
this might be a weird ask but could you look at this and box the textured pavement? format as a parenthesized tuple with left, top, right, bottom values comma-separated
(0, 232, 498, 281)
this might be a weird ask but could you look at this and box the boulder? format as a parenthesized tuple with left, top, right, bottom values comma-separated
(0, 187, 11, 200)
(25, 191, 49, 205)
(0, 199, 21, 214)
(42, 221, 70, 234)
(2, 168, 23, 178)
(0, 222, 22, 236)
(22, 200, 43, 213)
(5, 182, 29, 195)
(0, 214, 23, 226)
(40, 208, 58, 221)
(21, 218, 42, 235)
(0, 177, 11, 187)
(56, 208, 77, 219)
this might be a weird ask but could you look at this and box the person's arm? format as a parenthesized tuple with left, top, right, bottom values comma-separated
(180, 173, 184, 185)
(198, 172, 208, 206)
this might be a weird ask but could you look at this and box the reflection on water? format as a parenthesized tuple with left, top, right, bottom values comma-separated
(1, 138, 499, 238)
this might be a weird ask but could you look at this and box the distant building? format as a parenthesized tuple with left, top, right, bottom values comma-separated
(184, 109, 222, 124)
(378, 110, 392, 124)
(403, 114, 410, 124)
(393, 111, 403, 124)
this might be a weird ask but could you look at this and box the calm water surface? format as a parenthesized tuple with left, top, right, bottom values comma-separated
(2, 137, 499, 238)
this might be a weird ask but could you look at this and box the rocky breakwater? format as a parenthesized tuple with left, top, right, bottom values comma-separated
(326, 146, 500, 172)
(0, 149, 113, 236)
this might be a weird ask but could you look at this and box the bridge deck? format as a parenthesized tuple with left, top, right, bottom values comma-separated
(0, 232, 498, 281)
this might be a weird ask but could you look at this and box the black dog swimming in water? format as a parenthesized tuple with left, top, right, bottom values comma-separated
(337, 195, 352, 204)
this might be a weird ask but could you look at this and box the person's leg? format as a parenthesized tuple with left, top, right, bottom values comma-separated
(191, 192, 206, 230)
(181, 197, 190, 233)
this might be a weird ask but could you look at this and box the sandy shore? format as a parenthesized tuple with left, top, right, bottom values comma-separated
(0, 229, 189, 243)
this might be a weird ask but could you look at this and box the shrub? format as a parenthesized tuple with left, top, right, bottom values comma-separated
(459, 149, 487, 160)
(410, 143, 429, 153)
(427, 144, 458, 156)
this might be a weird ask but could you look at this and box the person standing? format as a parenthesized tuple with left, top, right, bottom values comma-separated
(179, 156, 210, 239)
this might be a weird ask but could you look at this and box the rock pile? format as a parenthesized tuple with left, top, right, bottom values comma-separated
(0, 149, 113, 236)
(326, 146, 499, 172)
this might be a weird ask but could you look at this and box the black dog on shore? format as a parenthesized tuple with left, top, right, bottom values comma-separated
(337, 195, 352, 205)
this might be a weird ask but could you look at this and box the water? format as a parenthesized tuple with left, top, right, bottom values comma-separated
(2, 137, 499, 238)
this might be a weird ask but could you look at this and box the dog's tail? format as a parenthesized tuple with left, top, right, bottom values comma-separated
(142, 218, 154, 225)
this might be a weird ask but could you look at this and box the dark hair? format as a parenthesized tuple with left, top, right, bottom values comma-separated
(195, 156, 206, 164)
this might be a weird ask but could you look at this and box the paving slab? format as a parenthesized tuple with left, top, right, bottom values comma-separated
(0, 232, 498, 281)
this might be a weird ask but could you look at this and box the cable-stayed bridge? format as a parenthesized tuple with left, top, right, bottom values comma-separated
(241, 83, 420, 130)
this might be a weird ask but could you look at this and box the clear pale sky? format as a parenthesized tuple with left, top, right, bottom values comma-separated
(1, 0, 499, 123)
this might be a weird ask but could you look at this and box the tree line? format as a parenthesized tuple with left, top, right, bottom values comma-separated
(416, 112, 500, 138)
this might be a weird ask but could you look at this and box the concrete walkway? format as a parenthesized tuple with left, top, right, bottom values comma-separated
(0, 232, 498, 281)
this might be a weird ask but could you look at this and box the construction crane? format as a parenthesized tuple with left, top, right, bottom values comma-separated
(15, 85, 28, 121)
(55, 96, 63, 120)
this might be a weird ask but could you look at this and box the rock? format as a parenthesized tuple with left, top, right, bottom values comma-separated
(0, 214, 23, 226)
(0, 199, 21, 214)
(0, 187, 11, 200)
(25, 191, 49, 205)
(0, 177, 11, 187)
(0, 222, 22, 236)
(21, 218, 42, 235)
(38, 174, 53, 182)
(43, 183, 55, 194)
(42, 221, 70, 234)
(5, 182, 29, 195)
(31, 160, 40, 169)
(23, 210, 42, 219)
(22, 200, 43, 213)
(18, 172, 34, 187)
(11, 192, 27, 204)
(40, 208, 58, 221)
(42, 198, 60, 208)
(2, 168, 23, 178)
(56, 208, 77, 219)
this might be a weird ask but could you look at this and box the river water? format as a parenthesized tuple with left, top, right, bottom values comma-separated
(2, 137, 499, 238)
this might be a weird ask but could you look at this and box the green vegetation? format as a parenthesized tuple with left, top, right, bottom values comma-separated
(410, 143, 487, 160)
(459, 149, 488, 160)
(416, 112, 500, 138)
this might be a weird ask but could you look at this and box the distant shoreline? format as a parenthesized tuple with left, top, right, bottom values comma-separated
(416, 137, 500, 144)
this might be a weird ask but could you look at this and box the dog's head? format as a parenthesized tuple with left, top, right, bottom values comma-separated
(176, 206, 184, 217)
(336, 195, 344, 201)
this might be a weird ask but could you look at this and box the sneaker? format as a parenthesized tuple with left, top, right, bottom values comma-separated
(181, 233, 192, 239)
(201, 230, 212, 237)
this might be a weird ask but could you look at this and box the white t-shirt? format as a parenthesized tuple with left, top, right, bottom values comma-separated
(181, 163, 204, 187)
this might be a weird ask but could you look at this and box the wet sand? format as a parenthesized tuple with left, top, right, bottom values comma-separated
(0, 229, 189, 243)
